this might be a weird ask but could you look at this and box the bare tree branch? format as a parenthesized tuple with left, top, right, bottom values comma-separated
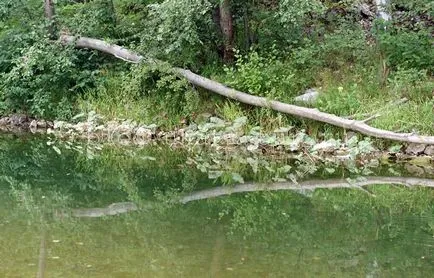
(59, 35, 434, 145)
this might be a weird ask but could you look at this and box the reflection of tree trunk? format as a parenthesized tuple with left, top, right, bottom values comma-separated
(43, 0, 57, 39)
(219, 0, 234, 63)
(179, 177, 434, 203)
(59, 35, 434, 145)
(36, 229, 47, 278)
(61, 177, 434, 218)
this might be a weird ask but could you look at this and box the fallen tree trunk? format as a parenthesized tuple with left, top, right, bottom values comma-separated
(60, 35, 434, 145)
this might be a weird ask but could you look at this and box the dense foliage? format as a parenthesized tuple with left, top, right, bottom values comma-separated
(0, 0, 432, 134)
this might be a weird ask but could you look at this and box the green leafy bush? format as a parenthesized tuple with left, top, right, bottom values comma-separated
(58, 0, 117, 38)
(0, 41, 95, 119)
(107, 63, 202, 124)
(223, 48, 299, 101)
(292, 25, 372, 71)
(138, 0, 217, 68)
(376, 27, 434, 73)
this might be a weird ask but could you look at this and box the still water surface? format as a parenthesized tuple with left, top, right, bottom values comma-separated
(0, 133, 433, 277)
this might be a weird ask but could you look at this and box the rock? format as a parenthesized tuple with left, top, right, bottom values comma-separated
(36, 120, 48, 128)
(74, 122, 89, 133)
(294, 88, 319, 104)
(29, 120, 38, 130)
(405, 143, 426, 155)
(404, 164, 425, 176)
(53, 121, 70, 130)
(135, 127, 153, 139)
(357, 3, 374, 17)
(9, 114, 28, 126)
(176, 128, 186, 138)
(164, 131, 176, 139)
(0, 117, 10, 126)
(114, 121, 137, 138)
(195, 113, 212, 124)
(312, 139, 340, 153)
(424, 146, 434, 156)
(222, 133, 238, 143)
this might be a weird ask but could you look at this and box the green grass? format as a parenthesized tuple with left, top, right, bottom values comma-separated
(315, 66, 434, 136)
(76, 58, 433, 139)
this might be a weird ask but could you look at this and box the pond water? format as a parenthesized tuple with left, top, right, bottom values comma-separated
(0, 133, 433, 277)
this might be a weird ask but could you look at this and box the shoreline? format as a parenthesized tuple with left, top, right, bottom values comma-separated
(1, 113, 433, 160)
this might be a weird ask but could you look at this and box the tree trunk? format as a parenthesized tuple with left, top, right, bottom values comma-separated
(59, 35, 434, 145)
(43, 0, 57, 39)
(219, 0, 234, 63)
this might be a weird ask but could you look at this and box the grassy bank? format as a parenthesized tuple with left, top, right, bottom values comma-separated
(76, 54, 434, 141)
(1, 0, 433, 143)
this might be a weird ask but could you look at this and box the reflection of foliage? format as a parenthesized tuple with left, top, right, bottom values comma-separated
(0, 134, 433, 276)
(215, 191, 313, 239)
(207, 185, 434, 251)
(5, 176, 72, 222)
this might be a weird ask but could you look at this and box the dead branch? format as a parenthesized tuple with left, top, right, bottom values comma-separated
(59, 35, 434, 145)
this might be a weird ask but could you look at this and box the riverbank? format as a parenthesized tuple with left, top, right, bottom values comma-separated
(1, 112, 433, 161)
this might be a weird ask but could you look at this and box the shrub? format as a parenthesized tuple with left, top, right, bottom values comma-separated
(376, 27, 434, 73)
(0, 40, 96, 119)
(223, 48, 300, 101)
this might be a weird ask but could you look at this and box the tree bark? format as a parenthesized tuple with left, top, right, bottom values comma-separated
(43, 0, 57, 39)
(59, 35, 434, 145)
(219, 0, 234, 63)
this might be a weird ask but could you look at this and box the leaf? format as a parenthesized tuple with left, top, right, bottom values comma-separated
(52, 145, 61, 155)
(325, 168, 335, 174)
(246, 157, 258, 173)
(231, 172, 244, 184)
(86, 149, 95, 160)
(233, 116, 247, 125)
(358, 140, 376, 154)
(388, 167, 400, 176)
(208, 171, 223, 179)
(72, 112, 86, 120)
(273, 126, 293, 133)
(142, 156, 156, 161)
(279, 165, 292, 173)
(347, 136, 359, 148)
(388, 145, 402, 153)
(287, 173, 298, 184)
(247, 144, 259, 151)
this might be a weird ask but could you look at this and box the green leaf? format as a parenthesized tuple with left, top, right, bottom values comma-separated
(208, 171, 223, 179)
(231, 172, 244, 184)
(52, 145, 61, 155)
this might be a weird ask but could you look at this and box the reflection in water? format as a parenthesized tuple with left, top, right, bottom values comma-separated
(0, 134, 433, 277)
(180, 176, 434, 203)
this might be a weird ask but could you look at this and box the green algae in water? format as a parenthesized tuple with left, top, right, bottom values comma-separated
(0, 133, 433, 277)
